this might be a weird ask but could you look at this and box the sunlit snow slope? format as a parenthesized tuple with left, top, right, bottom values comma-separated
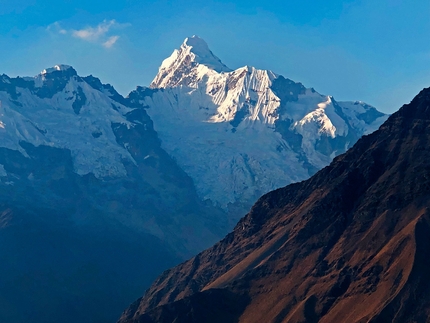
(133, 36, 388, 218)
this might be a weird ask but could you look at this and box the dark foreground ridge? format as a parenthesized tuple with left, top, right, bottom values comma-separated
(119, 87, 430, 323)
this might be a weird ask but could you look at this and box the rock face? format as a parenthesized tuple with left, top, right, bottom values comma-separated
(0, 66, 226, 323)
(136, 36, 387, 220)
(118, 87, 430, 323)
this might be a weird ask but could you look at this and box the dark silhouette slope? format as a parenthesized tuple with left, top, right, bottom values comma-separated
(118, 87, 430, 323)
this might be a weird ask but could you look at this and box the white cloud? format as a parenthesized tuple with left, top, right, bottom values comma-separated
(72, 20, 117, 42)
(46, 21, 67, 35)
(103, 35, 120, 48)
(47, 19, 128, 49)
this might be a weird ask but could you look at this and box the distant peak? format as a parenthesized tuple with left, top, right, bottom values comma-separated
(41, 64, 73, 74)
(40, 64, 77, 76)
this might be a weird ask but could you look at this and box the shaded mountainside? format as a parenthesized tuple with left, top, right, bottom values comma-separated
(0, 203, 178, 323)
(0, 66, 226, 323)
(119, 88, 430, 323)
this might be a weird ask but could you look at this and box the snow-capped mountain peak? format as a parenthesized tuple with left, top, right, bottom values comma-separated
(32, 64, 78, 88)
(150, 36, 232, 88)
(139, 38, 389, 215)
(40, 64, 75, 75)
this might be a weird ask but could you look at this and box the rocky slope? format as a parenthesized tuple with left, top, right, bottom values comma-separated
(0, 66, 226, 323)
(135, 36, 388, 220)
(119, 87, 430, 323)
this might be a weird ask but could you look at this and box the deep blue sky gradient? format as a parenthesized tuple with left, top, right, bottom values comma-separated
(1, 0, 429, 113)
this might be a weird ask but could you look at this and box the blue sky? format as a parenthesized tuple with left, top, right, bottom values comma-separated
(1, 0, 429, 113)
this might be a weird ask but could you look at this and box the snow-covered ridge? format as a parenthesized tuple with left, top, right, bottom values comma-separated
(138, 36, 389, 213)
(0, 66, 137, 178)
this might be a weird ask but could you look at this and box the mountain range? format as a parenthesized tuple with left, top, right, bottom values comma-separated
(0, 65, 223, 323)
(0, 36, 387, 323)
(118, 85, 430, 323)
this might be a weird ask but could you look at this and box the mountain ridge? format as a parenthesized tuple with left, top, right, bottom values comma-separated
(118, 87, 430, 323)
